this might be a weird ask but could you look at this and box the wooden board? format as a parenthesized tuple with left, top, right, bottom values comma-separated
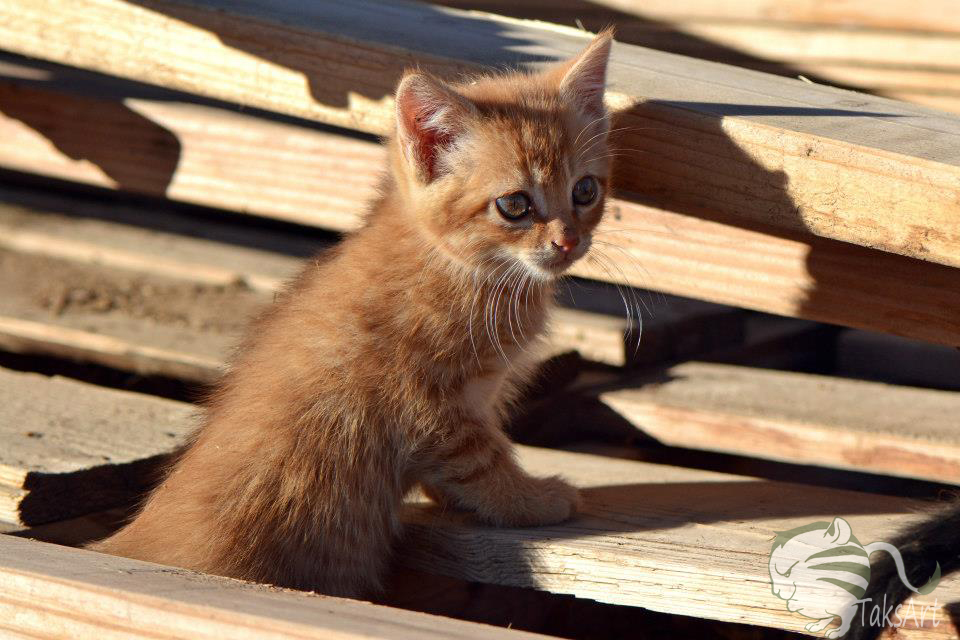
(436, 2, 960, 114)
(596, 361, 960, 484)
(0, 366, 196, 525)
(0, 57, 379, 231)
(2, 371, 958, 636)
(0, 193, 743, 368)
(1, 1, 960, 270)
(1, 67, 959, 347)
(0, 535, 545, 640)
(437, 0, 960, 33)
(403, 446, 960, 638)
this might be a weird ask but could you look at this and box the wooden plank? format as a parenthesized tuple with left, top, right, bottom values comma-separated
(583, 199, 960, 348)
(0, 247, 250, 383)
(0, 535, 544, 640)
(0, 60, 378, 231)
(403, 446, 960, 638)
(435, 3, 960, 117)
(596, 361, 960, 484)
(436, 0, 960, 33)
(1, 1, 959, 269)
(2, 373, 958, 636)
(0, 67, 958, 347)
(0, 367, 195, 525)
(0, 194, 743, 368)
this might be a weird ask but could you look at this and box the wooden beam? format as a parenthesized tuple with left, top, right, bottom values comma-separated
(584, 198, 960, 347)
(436, 0, 960, 33)
(436, 3, 960, 114)
(0, 65, 958, 347)
(0, 366, 195, 525)
(2, 373, 958, 636)
(596, 361, 960, 484)
(402, 445, 960, 638)
(0, 535, 545, 640)
(0, 63, 377, 231)
(0, 193, 744, 369)
(1, 1, 959, 269)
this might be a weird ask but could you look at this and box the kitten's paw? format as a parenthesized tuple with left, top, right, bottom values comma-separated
(482, 475, 581, 527)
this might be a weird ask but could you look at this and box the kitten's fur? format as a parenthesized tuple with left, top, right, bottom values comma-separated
(92, 32, 614, 597)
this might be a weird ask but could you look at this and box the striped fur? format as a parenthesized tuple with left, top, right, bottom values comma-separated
(90, 32, 615, 597)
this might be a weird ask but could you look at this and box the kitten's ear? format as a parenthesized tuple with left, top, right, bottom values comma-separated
(558, 29, 613, 118)
(395, 72, 473, 183)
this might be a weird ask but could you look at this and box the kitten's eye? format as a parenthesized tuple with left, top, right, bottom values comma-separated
(572, 176, 598, 206)
(495, 192, 532, 220)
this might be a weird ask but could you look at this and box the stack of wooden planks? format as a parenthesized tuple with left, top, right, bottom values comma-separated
(0, 0, 959, 638)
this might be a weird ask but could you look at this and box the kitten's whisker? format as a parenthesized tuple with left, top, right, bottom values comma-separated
(586, 252, 644, 355)
(592, 239, 666, 309)
(572, 112, 611, 149)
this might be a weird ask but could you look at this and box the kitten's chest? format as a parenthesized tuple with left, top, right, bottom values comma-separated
(453, 346, 541, 425)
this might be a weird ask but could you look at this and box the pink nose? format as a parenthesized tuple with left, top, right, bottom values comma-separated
(552, 235, 580, 253)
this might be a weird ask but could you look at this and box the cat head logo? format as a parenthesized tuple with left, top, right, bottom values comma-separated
(768, 517, 940, 638)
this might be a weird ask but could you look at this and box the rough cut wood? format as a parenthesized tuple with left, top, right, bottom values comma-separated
(0, 367, 196, 525)
(2, 373, 957, 636)
(438, 0, 960, 33)
(597, 361, 960, 484)
(0, 195, 743, 368)
(0, 535, 544, 640)
(1, 70, 959, 347)
(585, 199, 960, 347)
(437, 1, 960, 114)
(403, 446, 960, 638)
(2, 0, 959, 269)
(0, 62, 378, 231)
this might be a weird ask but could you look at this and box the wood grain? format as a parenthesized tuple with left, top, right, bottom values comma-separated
(2, 375, 957, 636)
(439, 1, 960, 110)
(402, 445, 960, 638)
(0, 535, 546, 639)
(439, 0, 960, 33)
(0, 366, 196, 525)
(0, 66, 958, 345)
(0, 195, 743, 368)
(1, 0, 959, 268)
(597, 361, 960, 484)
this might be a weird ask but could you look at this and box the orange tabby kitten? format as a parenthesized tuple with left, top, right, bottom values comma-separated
(92, 31, 614, 597)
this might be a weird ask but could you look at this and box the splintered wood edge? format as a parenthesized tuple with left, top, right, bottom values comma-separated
(0, 535, 547, 639)
(0, 0, 958, 267)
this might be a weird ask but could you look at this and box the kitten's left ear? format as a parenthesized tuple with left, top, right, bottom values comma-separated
(395, 72, 474, 183)
(558, 29, 614, 118)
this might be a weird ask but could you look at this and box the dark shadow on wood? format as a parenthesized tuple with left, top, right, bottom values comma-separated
(0, 80, 181, 196)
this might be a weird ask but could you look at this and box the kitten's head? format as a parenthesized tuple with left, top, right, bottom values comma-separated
(390, 30, 614, 281)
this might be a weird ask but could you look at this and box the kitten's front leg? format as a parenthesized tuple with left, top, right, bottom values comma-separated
(422, 422, 581, 527)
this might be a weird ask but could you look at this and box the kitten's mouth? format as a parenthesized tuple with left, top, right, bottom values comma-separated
(547, 255, 576, 271)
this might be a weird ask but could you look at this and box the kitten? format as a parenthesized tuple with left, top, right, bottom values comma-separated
(91, 31, 615, 598)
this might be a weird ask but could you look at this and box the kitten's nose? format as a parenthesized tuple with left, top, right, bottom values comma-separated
(551, 234, 580, 253)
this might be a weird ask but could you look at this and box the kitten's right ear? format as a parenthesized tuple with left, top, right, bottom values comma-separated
(395, 73, 472, 183)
